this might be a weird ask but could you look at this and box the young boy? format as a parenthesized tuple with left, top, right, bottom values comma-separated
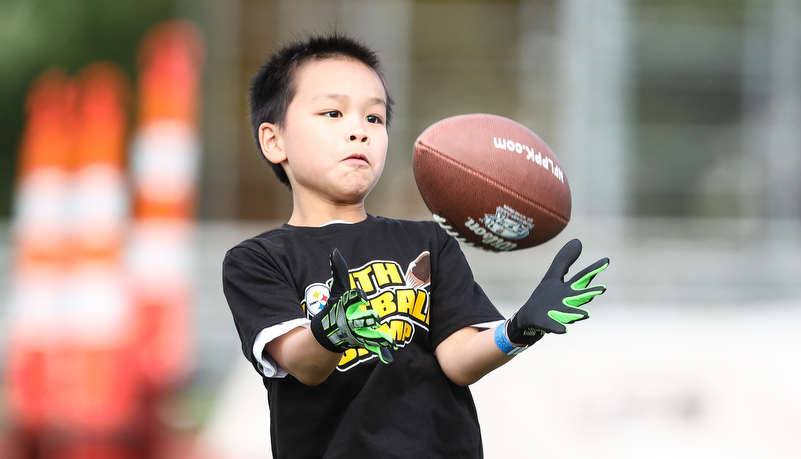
(222, 32, 609, 458)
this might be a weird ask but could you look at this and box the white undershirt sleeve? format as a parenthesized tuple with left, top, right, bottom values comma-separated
(252, 318, 311, 378)
(472, 319, 506, 330)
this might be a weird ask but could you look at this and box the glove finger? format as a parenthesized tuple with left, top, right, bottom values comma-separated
(346, 303, 377, 319)
(548, 307, 589, 325)
(346, 302, 379, 328)
(354, 325, 395, 346)
(363, 343, 394, 364)
(568, 258, 610, 290)
(349, 316, 377, 329)
(378, 347, 394, 364)
(563, 287, 606, 307)
(360, 338, 396, 350)
(545, 239, 583, 281)
(329, 248, 351, 298)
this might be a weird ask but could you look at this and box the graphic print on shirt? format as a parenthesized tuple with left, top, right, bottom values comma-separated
(303, 251, 431, 370)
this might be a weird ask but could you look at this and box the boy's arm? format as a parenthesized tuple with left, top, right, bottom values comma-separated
(435, 326, 512, 387)
(436, 239, 609, 387)
(263, 326, 343, 386)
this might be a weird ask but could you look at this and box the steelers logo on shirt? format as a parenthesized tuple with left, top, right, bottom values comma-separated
(304, 283, 330, 316)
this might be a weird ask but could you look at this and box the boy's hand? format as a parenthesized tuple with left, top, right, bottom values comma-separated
(310, 248, 397, 364)
(507, 239, 609, 345)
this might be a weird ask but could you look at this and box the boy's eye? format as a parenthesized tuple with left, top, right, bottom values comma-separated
(323, 111, 342, 118)
(366, 115, 384, 125)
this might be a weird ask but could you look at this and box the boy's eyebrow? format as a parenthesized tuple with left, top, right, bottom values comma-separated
(312, 93, 386, 107)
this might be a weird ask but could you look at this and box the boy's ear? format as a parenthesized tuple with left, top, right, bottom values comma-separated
(258, 122, 286, 164)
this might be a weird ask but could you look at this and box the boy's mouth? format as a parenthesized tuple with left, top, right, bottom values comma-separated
(344, 153, 369, 165)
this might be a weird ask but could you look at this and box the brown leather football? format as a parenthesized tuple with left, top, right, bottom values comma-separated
(413, 113, 571, 252)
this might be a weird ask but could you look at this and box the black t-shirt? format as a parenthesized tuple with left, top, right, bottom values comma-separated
(222, 215, 504, 458)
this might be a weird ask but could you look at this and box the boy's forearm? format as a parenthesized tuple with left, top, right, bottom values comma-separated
(435, 326, 516, 387)
(264, 326, 343, 386)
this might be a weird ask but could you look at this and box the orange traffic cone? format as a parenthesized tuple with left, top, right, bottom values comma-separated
(129, 19, 205, 393)
(6, 70, 76, 459)
(44, 63, 137, 445)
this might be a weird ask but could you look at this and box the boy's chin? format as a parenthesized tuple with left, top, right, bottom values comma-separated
(336, 176, 381, 201)
(332, 187, 374, 205)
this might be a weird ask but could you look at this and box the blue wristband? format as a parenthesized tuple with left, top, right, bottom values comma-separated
(494, 321, 529, 356)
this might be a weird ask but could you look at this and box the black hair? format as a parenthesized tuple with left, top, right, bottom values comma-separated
(248, 32, 394, 188)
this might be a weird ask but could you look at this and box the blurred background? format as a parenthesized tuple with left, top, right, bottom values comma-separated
(1, 0, 800, 458)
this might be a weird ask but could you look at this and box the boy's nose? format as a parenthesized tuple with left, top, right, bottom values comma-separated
(348, 132, 369, 143)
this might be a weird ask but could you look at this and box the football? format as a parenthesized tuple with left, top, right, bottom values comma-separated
(412, 113, 571, 252)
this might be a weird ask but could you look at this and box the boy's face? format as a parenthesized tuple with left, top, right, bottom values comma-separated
(264, 57, 389, 206)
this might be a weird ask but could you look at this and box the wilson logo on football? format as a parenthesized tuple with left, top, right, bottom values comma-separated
(481, 205, 534, 240)
(463, 217, 518, 252)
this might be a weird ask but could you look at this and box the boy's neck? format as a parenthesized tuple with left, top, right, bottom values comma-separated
(287, 203, 369, 227)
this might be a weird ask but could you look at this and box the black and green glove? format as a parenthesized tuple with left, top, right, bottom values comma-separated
(309, 248, 397, 364)
(506, 238, 609, 345)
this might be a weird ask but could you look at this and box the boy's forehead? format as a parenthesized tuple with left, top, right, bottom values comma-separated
(294, 57, 386, 99)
